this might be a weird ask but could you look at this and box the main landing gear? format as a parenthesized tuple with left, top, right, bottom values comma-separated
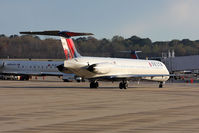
(119, 80, 128, 89)
(90, 80, 129, 89)
(89, 81, 164, 89)
(90, 81, 99, 88)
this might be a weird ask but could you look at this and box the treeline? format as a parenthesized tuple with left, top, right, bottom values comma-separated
(0, 34, 199, 59)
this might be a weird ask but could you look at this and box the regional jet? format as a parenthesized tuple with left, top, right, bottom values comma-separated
(0, 60, 77, 81)
(20, 31, 170, 89)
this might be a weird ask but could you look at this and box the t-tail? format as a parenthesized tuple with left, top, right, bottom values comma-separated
(20, 30, 93, 60)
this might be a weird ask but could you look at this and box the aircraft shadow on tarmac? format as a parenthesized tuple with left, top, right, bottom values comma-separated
(0, 85, 140, 90)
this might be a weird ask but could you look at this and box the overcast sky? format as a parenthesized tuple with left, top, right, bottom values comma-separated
(0, 0, 199, 41)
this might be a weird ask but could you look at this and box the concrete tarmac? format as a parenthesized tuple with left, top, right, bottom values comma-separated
(0, 79, 199, 133)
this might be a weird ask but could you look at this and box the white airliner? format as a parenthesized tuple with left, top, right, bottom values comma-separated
(20, 31, 170, 89)
(0, 60, 76, 81)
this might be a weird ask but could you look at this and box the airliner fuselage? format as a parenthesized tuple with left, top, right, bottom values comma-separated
(64, 56, 169, 82)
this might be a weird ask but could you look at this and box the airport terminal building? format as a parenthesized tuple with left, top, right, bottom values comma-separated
(162, 55, 199, 73)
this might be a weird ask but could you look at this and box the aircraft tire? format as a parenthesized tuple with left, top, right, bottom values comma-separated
(90, 82, 94, 88)
(124, 83, 128, 89)
(119, 82, 128, 89)
(95, 82, 99, 88)
(90, 81, 99, 88)
(119, 82, 123, 89)
(159, 82, 163, 88)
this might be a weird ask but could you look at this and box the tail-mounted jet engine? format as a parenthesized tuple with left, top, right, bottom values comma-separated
(87, 63, 114, 74)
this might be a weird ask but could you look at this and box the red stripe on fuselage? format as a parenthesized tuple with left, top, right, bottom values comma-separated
(149, 62, 152, 67)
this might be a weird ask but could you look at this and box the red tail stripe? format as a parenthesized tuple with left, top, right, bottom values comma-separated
(66, 39, 73, 58)
(68, 39, 75, 58)
(66, 39, 75, 58)
(68, 39, 75, 56)
(64, 50, 68, 60)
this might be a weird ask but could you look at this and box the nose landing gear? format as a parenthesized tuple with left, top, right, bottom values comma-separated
(159, 82, 164, 88)
(119, 80, 128, 89)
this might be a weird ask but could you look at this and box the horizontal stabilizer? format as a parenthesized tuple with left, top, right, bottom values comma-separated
(120, 50, 142, 54)
(20, 30, 94, 38)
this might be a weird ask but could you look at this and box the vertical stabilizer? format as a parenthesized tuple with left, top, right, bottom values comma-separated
(61, 37, 81, 60)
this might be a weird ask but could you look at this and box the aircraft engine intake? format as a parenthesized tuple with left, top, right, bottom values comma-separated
(57, 64, 69, 73)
